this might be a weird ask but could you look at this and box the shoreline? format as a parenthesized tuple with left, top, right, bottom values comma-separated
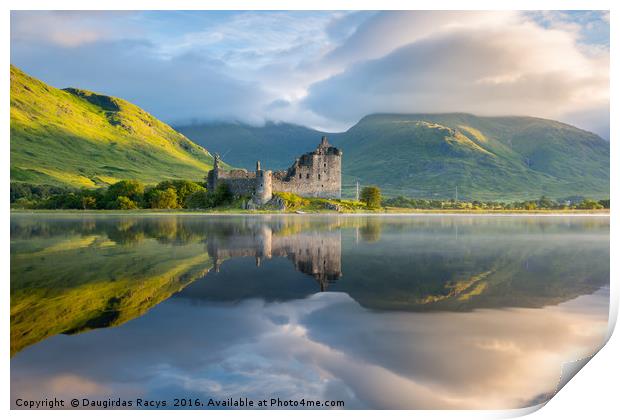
(10, 209, 610, 217)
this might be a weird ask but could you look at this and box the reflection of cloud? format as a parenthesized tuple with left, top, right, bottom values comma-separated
(11, 289, 608, 409)
(11, 373, 114, 405)
(304, 291, 608, 409)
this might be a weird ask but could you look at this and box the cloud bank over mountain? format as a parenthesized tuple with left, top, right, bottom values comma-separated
(11, 10, 609, 138)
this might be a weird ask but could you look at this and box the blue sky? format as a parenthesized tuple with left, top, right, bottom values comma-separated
(11, 10, 609, 137)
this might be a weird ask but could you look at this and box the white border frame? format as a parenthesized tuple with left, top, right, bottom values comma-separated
(2, 2, 616, 420)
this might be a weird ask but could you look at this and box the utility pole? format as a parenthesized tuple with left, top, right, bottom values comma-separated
(455, 185, 458, 203)
(356, 180, 360, 201)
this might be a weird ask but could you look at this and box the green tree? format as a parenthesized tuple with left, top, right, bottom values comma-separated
(153, 180, 206, 207)
(115, 196, 138, 210)
(174, 180, 206, 207)
(538, 195, 555, 209)
(576, 199, 603, 210)
(81, 196, 97, 209)
(360, 186, 382, 208)
(213, 183, 233, 206)
(107, 180, 145, 205)
(150, 188, 179, 209)
(186, 191, 211, 209)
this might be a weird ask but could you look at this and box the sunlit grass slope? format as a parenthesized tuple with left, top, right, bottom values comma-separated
(10, 65, 217, 188)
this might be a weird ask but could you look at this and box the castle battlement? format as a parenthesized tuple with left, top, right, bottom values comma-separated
(207, 136, 342, 205)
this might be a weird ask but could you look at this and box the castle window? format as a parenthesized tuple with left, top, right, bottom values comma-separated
(306, 174, 310, 179)
(324, 163, 327, 168)
(299, 173, 302, 179)
(318, 174, 321, 180)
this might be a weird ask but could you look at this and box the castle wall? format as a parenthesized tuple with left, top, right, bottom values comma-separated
(208, 137, 342, 202)
(216, 170, 256, 197)
(272, 151, 341, 199)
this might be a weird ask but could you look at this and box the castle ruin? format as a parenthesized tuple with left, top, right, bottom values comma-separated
(207, 136, 342, 205)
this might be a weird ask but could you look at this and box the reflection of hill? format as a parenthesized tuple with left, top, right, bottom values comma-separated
(191, 216, 608, 313)
(11, 230, 213, 355)
(178, 216, 608, 313)
(333, 226, 609, 312)
(11, 215, 609, 355)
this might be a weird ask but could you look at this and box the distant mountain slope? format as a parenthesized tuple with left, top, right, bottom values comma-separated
(175, 121, 326, 170)
(336, 114, 609, 200)
(11, 65, 218, 188)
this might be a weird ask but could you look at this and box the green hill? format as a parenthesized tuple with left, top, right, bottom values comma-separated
(10, 65, 218, 188)
(178, 114, 609, 200)
(175, 121, 324, 170)
(336, 114, 609, 200)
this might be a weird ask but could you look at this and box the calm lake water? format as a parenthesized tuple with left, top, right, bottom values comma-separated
(10, 214, 610, 410)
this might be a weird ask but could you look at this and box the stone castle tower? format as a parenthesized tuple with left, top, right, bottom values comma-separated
(207, 136, 342, 206)
(254, 160, 273, 205)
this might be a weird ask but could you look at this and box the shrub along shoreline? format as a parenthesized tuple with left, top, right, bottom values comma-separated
(10, 180, 610, 212)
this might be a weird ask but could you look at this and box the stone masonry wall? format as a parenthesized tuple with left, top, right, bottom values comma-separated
(207, 137, 342, 201)
(217, 170, 256, 197)
(272, 151, 341, 199)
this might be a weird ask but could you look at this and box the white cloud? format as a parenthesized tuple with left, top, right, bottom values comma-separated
(10, 11, 139, 47)
(10, 11, 610, 137)
(301, 12, 609, 136)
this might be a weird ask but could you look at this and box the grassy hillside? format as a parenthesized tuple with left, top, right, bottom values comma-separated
(10, 65, 219, 188)
(335, 114, 609, 200)
(175, 121, 326, 170)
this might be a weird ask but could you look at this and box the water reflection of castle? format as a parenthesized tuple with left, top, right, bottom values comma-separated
(207, 225, 342, 291)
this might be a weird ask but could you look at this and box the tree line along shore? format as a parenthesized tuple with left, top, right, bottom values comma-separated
(10, 180, 610, 213)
